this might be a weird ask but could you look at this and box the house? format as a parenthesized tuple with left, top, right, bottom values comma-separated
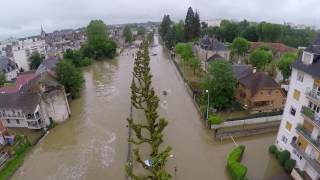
(194, 36, 230, 71)
(250, 42, 297, 58)
(276, 36, 320, 180)
(36, 56, 61, 76)
(0, 57, 19, 81)
(232, 64, 285, 113)
(0, 71, 70, 130)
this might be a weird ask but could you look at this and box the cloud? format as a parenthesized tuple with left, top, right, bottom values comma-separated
(0, 0, 319, 39)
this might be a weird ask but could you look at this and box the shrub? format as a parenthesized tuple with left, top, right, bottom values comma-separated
(278, 150, 290, 166)
(227, 145, 247, 180)
(284, 159, 296, 172)
(269, 144, 278, 154)
(208, 114, 223, 125)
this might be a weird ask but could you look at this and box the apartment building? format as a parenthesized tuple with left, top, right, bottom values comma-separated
(276, 37, 320, 179)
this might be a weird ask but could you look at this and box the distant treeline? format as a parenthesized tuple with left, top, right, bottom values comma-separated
(202, 19, 318, 47)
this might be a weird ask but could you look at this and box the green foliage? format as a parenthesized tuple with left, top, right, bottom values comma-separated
(277, 53, 298, 81)
(277, 150, 290, 166)
(82, 20, 117, 60)
(126, 40, 172, 179)
(202, 60, 236, 109)
(0, 72, 5, 87)
(249, 49, 273, 70)
(0, 136, 31, 180)
(64, 49, 93, 67)
(56, 60, 84, 99)
(137, 26, 145, 36)
(231, 37, 250, 57)
(257, 22, 282, 42)
(208, 114, 223, 125)
(284, 159, 296, 172)
(268, 144, 278, 154)
(174, 43, 194, 63)
(188, 57, 200, 75)
(219, 20, 240, 42)
(184, 7, 200, 42)
(123, 25, 133, 43)
(28, 51, 44, 70)
(227, 145, 247, 180)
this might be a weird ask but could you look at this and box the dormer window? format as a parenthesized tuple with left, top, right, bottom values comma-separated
(302, 51, 314, 65)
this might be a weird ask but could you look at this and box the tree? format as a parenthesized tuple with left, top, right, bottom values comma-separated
(82, 20, 117, 59)
(202, 60, 236, 109)
(189, 57, 200, 75)
(137, 26, 145, 36)
(123, 25, 133, 43)
(174, 43, 194, 66)
(220, 20, 240, 42)
(0, 73, 5, 87)
(126, 40, 171, 179)
(64, 49, 92, 67)
(277, 53, 297, 81)
(159, 15, 172, 39)
(249, 49, 273, 70)
(242, 26, 259, 42)
(231, 37, 250, 62)
(172, 21, 185, 43)
(184, 7, 195, 42)
(193, 12, 201, 39)
(28, 51, 44, 70)
(56, 60, 84, 99)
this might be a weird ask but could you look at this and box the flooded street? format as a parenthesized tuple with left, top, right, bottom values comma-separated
(12, 36, 283, 180)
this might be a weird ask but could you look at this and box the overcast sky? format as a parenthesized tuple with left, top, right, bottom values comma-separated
(0, 0, 319, 40)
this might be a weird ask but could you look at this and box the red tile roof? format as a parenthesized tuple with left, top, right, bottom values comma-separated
(251, 42, 297, 54)
(0, 71, 38, 94)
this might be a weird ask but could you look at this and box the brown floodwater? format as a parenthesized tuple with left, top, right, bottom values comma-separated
(11, 36, 283, 180)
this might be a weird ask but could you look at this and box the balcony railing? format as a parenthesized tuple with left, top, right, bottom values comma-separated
(291, 141, 320, 174)
(301, 106, 320, 126)
(306, 88, 320, 103)
(296, 124, 320, 151)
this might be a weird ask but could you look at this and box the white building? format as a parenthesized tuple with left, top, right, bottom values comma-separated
(12, 36, 46, 71)
(276, 36, 320, 179)
(0, 57, 19, 81)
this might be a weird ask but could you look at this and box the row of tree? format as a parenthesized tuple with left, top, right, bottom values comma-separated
(159, 7, 201, 49)
(126, 36, 172, 179)
(203, 19, 318, 47)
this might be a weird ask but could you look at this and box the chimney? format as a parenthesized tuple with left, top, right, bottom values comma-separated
(253, 67, 257, 73)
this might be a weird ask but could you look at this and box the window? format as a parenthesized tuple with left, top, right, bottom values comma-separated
(285, 121, 292, 131)
(302, 52, 313, 65)
(268, 90, 272, 96)
(308, 101, 320, 113)
(6, 119, 10, 124)
(290, 107, 296, 116)
(293, 89, 301, 100)
(281, 135, 288, 144)
(16, 119, 20, 124)
(297, 72, 304, 83)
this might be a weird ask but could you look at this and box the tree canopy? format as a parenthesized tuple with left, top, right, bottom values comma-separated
(249, 49, 273, 70)
(277, 53, 298, 81)
(184, 7, 200, 41)
(0, 73, 5, 87)
(81, 20, 117, 60)
(202, 60, 236, 109)
(28, 51, 44, 70)
(56, 60, 84, 99)
(231, 37, 251, 57)
(123, 25, 133, 43)
(64, 49, 93, 67)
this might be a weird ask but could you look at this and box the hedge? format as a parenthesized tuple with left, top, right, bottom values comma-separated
(227, 145, 247, 180)
(284, 159, 296, 172)
(208, 114, 223, 125)
(278, 150, 290, 166)
(268, 144, 296, 173)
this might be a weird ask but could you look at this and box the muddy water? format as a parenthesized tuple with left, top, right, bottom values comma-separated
(12, 36, 283, 180)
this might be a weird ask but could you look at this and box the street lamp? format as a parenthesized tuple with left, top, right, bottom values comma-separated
(205, 89, 209, 120)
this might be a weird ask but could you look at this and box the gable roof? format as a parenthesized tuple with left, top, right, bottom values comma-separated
(200, 36, 228, 51)
(0, 57, 18, 73)
(0, 71, 38, 94)
(293, 35, 320, 78)
(206, 53, 224, 62)
(232, 64, 253, 80)
(250, 42, 297, 54)
(0, 93, 40, 114)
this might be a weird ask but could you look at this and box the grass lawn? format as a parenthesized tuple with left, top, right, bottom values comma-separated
(175, 57, 203, 82)
(7, 128, 43, 144)
(217, 110, 250, 121)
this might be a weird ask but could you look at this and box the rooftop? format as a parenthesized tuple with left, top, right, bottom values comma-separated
(200, 36, 228, 51)
(250, 42, 297, 54)
(0, 93, 40, 114)
(0, 57, 18, 73)
(0, 71, 38, 93)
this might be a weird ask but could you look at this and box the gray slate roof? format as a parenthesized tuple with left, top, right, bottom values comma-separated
(0, 57, 18, 73)
(200, 36, 228, 51)
(232, 64, 252, 80)
(0, 93, 40, 114)
(293, 35, 320, 78)
(207, 54, 225, 62)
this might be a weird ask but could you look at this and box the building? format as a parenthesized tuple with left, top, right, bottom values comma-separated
(194, 36, 230, 71)
(232, 64, 285, 113)
(0, 71, 70, 130)
(276, 36, 320, 179)
(250, 42, 297, 58)
(0, 57, 19, 81)
(36, 56, 61, 76)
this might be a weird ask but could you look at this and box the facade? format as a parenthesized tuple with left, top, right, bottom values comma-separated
(276, 37, 320, 179)
(194, 36, 230, 71)
(233, 64, 285, 113)
(0, 72, 70, 130)
(0, 57, 19, 81)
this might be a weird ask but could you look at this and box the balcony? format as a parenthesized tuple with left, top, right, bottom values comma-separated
(296, 124, 320, 151)
(306, 88, 320, 104)
(291, 141, 320, 174)
(301, 106, 320, 128)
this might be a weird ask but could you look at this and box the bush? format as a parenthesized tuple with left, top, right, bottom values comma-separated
(208, 114, 223, 125)
(269, 144, 278, 154)
(284, 158, 296, 172)
(278, 150, 290, 166)
(227, 145, 247, 180)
